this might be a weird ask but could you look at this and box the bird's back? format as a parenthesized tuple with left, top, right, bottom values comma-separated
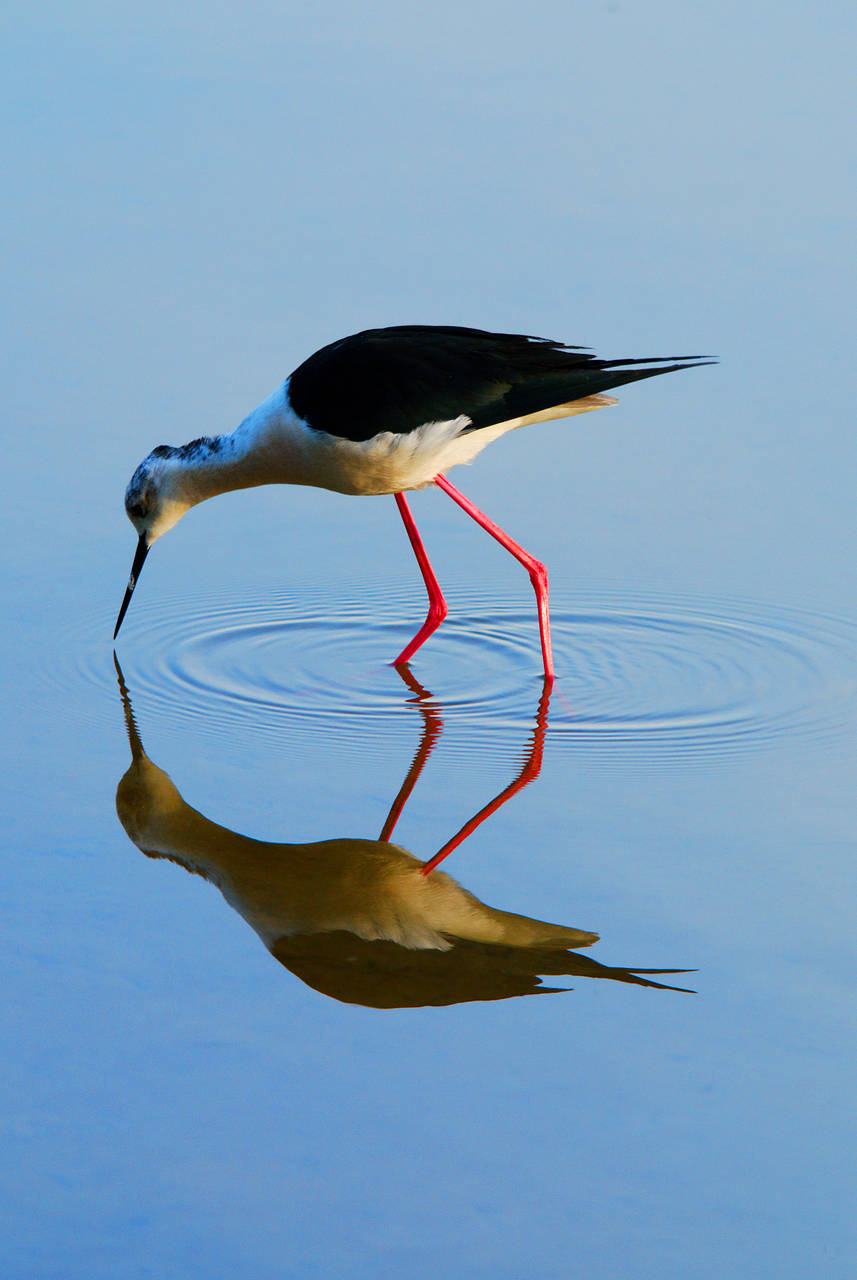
(287, 324, 708, 442)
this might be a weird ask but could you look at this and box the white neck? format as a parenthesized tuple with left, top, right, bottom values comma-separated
(167, 382, 317, 509)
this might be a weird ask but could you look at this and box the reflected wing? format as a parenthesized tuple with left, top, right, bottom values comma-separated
(272, 931, 696, 1009)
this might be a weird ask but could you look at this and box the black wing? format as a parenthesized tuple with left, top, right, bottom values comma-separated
(287, 324, 712, 443)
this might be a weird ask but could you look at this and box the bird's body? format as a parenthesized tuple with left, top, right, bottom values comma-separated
(124, 376, 545, 512)
(115, 325, 710, 676)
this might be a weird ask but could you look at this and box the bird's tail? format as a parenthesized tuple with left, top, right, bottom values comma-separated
(570, 354, 715, 399)
(468, 356, 714, 432)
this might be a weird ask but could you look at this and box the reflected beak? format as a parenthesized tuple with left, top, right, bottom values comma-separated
(113, 534, 150, 640)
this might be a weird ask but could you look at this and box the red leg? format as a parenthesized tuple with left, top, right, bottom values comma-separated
(434, 473, 555, 682)
(421, 676, 552, 875)
(379, 666, 443, 843)
(392, 492, 448, 666)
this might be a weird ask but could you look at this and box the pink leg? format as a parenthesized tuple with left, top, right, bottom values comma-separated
(421, 676, 552, 875)
(379, 666, 443, 843)
(392, 492, 449, 666)
(434, 473, 554, 682)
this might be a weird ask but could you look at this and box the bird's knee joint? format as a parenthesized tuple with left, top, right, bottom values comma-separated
(529, 561, 548, 592)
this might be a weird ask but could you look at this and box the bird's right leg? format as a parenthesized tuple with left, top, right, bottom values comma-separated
(421, 677, 552, 874)
(433, 474, 555, 681)
(392, 492, 448, 666)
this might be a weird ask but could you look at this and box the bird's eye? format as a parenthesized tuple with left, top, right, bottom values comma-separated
(127, 501, 147, 519)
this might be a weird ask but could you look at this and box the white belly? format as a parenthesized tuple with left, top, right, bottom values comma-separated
(309, 416, 518, 495)
(268, 387, 616, 497)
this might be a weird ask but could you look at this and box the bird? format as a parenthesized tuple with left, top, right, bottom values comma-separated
(114, 325, 711, 677)
(114, 659, 694, 1007)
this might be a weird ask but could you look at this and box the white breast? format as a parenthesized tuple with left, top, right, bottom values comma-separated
(258, 384, 617, 498)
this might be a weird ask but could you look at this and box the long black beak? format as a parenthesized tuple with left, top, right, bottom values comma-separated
(113, 534, 150, 640)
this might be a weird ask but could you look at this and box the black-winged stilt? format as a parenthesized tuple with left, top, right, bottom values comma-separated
(114, 325, 710, 676)
(114, 658, 694, 1006)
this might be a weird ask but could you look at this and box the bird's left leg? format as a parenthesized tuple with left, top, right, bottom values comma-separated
(379, 666, 443, 842)
(392, 492, 449, 666)
(434, 473, 555, 681)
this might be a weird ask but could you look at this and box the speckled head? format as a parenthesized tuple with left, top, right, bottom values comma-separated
(124, 446, 202, 542)
(113, 447, 196, 640)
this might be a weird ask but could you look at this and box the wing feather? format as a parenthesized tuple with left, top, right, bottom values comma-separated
(287, 325, 712, 442)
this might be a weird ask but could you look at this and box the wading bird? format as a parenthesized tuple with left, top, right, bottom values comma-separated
(114, 659, 693, 1007)
(114, 326, 709, 676)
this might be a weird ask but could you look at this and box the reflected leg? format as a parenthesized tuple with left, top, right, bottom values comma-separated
(421, 676, 552, 875)
(379, 665, 443, 843)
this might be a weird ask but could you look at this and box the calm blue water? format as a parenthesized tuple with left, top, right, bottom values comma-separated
(3, 4, 856, 1277)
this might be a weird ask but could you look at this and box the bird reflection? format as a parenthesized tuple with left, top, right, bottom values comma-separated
(114, 661, 693, 1007)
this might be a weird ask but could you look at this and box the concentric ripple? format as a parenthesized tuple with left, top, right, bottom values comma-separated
(63, 583, 857, 766)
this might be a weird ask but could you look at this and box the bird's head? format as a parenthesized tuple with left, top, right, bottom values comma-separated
(113, 448, 192, 639)
(123, 448, 191, 543)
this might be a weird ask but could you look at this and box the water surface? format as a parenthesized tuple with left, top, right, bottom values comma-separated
(3, 4, 857, 1277)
